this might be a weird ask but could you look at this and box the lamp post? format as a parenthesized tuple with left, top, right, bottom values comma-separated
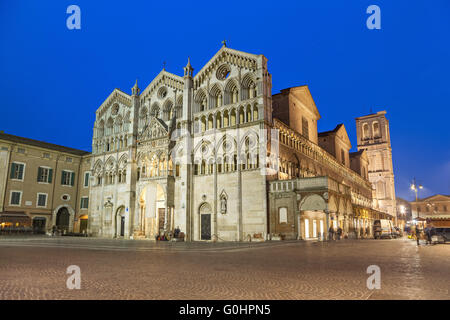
(411, 178, 423, 222)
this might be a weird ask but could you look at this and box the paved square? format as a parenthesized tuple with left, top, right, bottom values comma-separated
(0, 237, 448, 299)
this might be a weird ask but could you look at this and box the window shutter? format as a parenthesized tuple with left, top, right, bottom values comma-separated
(71, 172, 75, 186)
(10, 163, 16, 179)
(48, 168, 53, 183)
(61, 171, 66, 185)
(37, 167, 42, 182)
(18, 164, 24, 180)
(86, 197, 89, 208)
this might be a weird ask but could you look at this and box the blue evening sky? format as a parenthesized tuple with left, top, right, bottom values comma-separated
(0, 0, 449, 200)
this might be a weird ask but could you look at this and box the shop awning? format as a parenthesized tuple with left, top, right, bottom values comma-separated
(0, 211, 32, 226)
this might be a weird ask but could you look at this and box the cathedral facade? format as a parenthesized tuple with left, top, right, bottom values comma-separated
(88, 46, 271, 241)
(86, 45, 397, 242)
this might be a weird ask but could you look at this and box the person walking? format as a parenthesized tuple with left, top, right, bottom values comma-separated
(425, 226, 433, 245)
(328, 226, 335, 241)
(416, 225, 421, 245)
(337, 227, 342, 240)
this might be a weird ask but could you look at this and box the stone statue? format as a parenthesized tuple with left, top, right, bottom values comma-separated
(220, 197, 227, 214)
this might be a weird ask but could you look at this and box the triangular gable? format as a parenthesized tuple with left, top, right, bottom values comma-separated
(140, 70, 184, 101)
(420, 194, 450, 202)
(288, 86, 321, 120)
(335, 124, 352, 149)
(138, 117, 168, 141)
(96, 88, 132, 118)
(194, 46, 261, 84)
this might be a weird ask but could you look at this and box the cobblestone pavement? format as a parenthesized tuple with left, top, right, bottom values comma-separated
(0, 236, 448, 300)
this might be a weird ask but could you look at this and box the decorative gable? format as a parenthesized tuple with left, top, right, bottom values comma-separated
(138, 117, 168, 141)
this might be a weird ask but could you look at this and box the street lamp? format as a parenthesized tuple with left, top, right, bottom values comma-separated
(410, 177, 423, 227)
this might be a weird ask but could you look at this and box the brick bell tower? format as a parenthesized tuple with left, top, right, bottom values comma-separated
(355, 111, 397, 223)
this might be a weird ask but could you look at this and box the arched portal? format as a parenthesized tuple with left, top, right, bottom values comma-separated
(138, 183, 166, 238)
(115, 206, 125, 237)
(199, 202, 212, 240)
(56, 207, 70, 232)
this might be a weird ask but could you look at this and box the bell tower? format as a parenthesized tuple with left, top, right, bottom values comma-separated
(355, 110, 397, 222)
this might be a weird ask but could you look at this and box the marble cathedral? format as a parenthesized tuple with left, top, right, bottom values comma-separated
(87, 44, 397, 241)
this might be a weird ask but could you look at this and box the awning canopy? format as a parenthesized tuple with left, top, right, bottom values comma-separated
(0, 212, 32, 226)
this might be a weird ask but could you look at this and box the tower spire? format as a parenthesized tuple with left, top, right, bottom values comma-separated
(184, 56, 193, 78)
(132, 79, 140, 96)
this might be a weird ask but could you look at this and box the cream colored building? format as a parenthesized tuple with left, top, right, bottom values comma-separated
(0, 133, 91, 233)
(410, 194, 450, 227)
(89, 45, 270, 241)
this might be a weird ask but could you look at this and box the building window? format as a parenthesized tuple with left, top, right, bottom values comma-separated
(37, 193, 48, 207)
(43, 153, 50, 159)
(341, 149, 346, 166)
(362, 123, 370, 140)
(84, 172, 90, 187)
(279, 207, 288, 224)
(10, 162, 25, 180)
(10, 191, 22, 206)
(61, 170, 75, 186)
(80, 197, 89, 209)
(37, 167, 53, 183)
(302, 117, 309, 140)
(17, 147, 25, 154)
(373, 122, 380, 138)
(66, 157, 73, 163)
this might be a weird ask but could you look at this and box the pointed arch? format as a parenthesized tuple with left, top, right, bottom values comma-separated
(241, 73, 257, 100)
(150, 102, 160, 118)
(209, 83, 223, 109)
(224, 78, 239, 105)
(175, 95, 183, 118)
(194, 88, 207, 113)
(163, 99, 174, 121)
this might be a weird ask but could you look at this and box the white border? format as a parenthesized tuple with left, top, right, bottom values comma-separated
(10, 162, 26, 182)
(9, 190, 22, 206)
(36, 192, 48, 208)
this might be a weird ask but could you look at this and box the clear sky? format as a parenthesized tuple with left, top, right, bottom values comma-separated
(0, 0, 449, 201)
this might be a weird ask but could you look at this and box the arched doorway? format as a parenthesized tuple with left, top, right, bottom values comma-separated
(199, 203, 212, 240)
(138, 183, 166, 238)
(115, 206, 125, 237)
(56, 207, 70, 232)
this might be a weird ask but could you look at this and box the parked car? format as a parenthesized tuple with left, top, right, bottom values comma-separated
(431, 227, 450, 244)
(391, 226, 402, 238)
(373, 219, 395, 239)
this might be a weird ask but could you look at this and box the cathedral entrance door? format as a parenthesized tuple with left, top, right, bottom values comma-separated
(158, 208, 165, 233)
(120, 216, 125, 237)
(201, 214, 211, 240)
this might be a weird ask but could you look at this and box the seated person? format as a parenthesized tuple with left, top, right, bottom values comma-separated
(174, 226, 181, 238)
